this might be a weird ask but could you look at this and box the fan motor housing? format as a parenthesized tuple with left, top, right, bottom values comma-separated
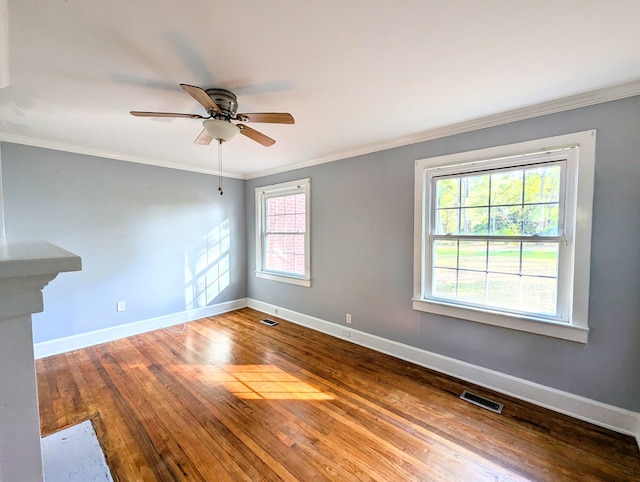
(205, 88, 238, 119)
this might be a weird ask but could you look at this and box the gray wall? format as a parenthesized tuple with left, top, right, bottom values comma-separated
(2, 96, 638, 412)
(247, 95, 640, 412)
(2, 144, 246, 343)
(0, 150, 5, 244)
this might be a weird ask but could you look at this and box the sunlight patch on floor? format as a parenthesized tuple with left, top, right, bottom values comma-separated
(176, 364, 334, 400)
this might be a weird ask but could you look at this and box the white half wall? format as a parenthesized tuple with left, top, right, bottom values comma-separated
(1, 315, 43, 482)
(0, 0, 8, 89)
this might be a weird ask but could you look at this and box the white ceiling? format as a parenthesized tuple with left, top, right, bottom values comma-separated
(1, 0, 640, 178)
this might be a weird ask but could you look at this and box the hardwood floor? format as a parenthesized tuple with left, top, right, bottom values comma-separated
(37, 308, 640, 481)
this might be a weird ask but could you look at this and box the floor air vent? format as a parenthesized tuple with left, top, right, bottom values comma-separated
(260, 319, 279, 326)
(460, 390, 503, 414)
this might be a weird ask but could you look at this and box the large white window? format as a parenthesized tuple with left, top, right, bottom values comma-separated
(413, 131, 595, 343)
(255, 178, 311, 287)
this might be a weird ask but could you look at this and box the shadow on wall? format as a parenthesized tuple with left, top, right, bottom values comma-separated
(184, 218, 231, 309)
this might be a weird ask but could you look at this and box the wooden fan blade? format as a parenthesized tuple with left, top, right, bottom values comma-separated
(130, 111, 205, 119)
(237, 124, 276, 147)
(180, 84, 221, 113)
(194, 129, 213, 145)
(236, 112, 295, 124)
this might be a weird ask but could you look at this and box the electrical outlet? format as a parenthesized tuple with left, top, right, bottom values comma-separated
(116, 301, 126, 312)
(346, 313, 352, 324)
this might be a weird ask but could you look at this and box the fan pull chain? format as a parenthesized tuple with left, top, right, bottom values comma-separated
(217, 140, 224, 196)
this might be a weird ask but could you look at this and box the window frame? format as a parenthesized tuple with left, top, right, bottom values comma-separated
(255, 178, 311, 287)
(413, 131, 596, 343)
(428, 154, 569, 320)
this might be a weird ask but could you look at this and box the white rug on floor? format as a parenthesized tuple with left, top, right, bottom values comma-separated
(42, 420, 113, 481)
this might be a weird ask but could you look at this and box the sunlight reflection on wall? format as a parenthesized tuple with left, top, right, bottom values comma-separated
(185, 219, 231, 309)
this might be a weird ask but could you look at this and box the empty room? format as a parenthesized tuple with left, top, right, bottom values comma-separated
(1, 1, 640, 481)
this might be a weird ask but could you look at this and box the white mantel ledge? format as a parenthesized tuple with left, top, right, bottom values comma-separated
(0, 242, 82, 319)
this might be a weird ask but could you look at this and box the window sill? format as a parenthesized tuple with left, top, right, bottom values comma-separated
(256, 271, 311, 287)
(412, 298, 588, 343)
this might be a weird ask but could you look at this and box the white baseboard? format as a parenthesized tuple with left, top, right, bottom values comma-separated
(247, 298, 640, 440)
(34, 297, 639, 443)
(34, 298, 248, 359)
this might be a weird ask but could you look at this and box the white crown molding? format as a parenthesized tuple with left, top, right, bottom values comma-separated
(2, 80, 639, 181)
(0, 133, 245, 180)
(247, 298, 640, 441)
(247, 79, 640, 179)
(0, 0, 8, 89)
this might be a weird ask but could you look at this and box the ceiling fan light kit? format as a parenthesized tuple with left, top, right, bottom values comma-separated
(130, 83, 295, 148)
(130, 82, 295, 196)
(203, 119, 240, 143)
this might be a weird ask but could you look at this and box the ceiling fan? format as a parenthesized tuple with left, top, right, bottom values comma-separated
(130, 83, 295, 147)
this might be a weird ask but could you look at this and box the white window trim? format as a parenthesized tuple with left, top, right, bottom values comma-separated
(255, 178, 311, 287)
(413, 130, 596, 343)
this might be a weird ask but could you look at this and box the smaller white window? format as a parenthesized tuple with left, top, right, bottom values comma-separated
(255, 178, 311, 287)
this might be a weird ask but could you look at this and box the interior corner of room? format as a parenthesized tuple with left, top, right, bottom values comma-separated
(3, 88, 640, 482)
(3, 93, 640, 449)
(1, 2, 640, 479)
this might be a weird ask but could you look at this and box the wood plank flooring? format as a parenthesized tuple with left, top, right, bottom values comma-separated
(36, 308, 640, 481)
